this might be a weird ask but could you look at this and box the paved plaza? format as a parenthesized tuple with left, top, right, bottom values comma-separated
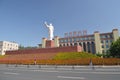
(0, 64, 120, 80)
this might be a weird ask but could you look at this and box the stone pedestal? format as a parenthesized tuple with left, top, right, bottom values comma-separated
(45, 40, 55, 48)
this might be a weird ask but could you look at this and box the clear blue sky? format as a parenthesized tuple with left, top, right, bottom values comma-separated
(0, 0, 120, 47)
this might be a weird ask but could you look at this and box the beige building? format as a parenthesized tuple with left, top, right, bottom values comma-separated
(0, 41, 19, 55)
(42, 29, 119, 54)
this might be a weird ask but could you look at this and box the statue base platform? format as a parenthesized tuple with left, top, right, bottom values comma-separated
(45, 40, 55, 48)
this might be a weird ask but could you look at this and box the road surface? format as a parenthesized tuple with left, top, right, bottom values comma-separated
(0, 64, 120, 80)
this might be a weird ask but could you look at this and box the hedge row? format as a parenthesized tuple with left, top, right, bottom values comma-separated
(0, 58, 120, 65)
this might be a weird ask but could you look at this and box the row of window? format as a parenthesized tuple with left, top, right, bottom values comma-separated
(60, 34, 113, 43)
(3, 45, 18, 48)
(102, 50, 109, 53)
(101, 39, 112, 50)
(59, 37, 94, 43)
(100, 34, 113, 39)
(59, 42, 96, 54)
(3, 44, 18, 48)
(1, 44, 18, 50)
(0, 50, 6, 53)
(4, 47, 18, 50)
(101, 45, 109, 49)
(101, 40, 113, 44)
(60, 42, 95, 46)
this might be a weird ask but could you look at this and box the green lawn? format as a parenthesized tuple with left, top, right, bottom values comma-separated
(53, 52, 98, 60)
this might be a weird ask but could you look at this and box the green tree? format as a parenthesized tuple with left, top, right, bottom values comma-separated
(19, 45, 37, 50)
(109, 37, 120, 58)
(19, 45, 25, 50)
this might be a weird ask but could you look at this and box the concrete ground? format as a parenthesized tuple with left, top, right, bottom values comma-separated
(0, 64, 120, 80)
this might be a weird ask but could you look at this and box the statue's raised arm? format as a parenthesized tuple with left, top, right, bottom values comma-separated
(44, 21, 48, 28)
(44, 21, 54, 40)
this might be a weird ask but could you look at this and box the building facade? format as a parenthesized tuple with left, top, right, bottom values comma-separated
(0, 41, 19, 55)
(59, 29, 119, 54)
(42, 29, 119, 54)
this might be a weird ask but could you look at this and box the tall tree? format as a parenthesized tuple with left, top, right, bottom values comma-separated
(19, 45, 25, 50)
(109, 37, 120, 58)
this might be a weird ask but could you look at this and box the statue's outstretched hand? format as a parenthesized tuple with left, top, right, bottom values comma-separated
(44, 21, 47, 25)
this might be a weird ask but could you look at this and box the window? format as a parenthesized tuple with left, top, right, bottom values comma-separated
(102, 45, 104, 48)
(64, 39, 66, 42)
(101, 35, 105, 38)
(110, 35, 113, 38)
(82, 38, 85, 40)
(101, 40, 104, 43)
(60, 40, 63, 43)
(70, 43, 73, 46)
(64, 39, 68, 43)
(74, 38, 77, 42)
(63, 40, 65, 43)
(87, 37, 89, 40)
(102, 50, 104, 53)
(110, 40, 113, 43)
(79, 38, 81, 41)
(59, 44, 62, 47)
(106, 45, 109, 48)
(77, 38, 79, 41)
(59, 40, 61, 42)
(74, 43, 77, 46)
(67, 44, 69, 46)
(66, 39, 68, 42)
(70, 38, 72, 42)
(106, 40, 108, 43)
(79, 43, 82, 46)
(84, 37, 86, 40)
(91, 36, 94, 40)
(85, 37, 88, 40)
(89, 37, 92, 40)
(105, 35, 108, 38)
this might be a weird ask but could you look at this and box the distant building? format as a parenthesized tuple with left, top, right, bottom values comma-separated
(0, 41, 19, 55)
(42, 29, 119, 54)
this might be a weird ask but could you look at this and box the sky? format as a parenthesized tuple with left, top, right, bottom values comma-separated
(0, 0, 120, 47)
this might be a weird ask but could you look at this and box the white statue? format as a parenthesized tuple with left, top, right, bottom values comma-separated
(44, 22, 54, 40)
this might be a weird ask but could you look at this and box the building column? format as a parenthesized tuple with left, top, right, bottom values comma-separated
(42, 38, 47, 48)
(112, 29, 119, 41)
(89, 42, 93, 53)
(54, 36, 60, 47)
(77, 42, 79, 46)
(85, 42, 88, 52)
(80, 42, 84, 51)
(94, 31, 102, 54)
(87, 42, 91, 53)
(83, 42, 86, 52)
(67, 43, 69, 46)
